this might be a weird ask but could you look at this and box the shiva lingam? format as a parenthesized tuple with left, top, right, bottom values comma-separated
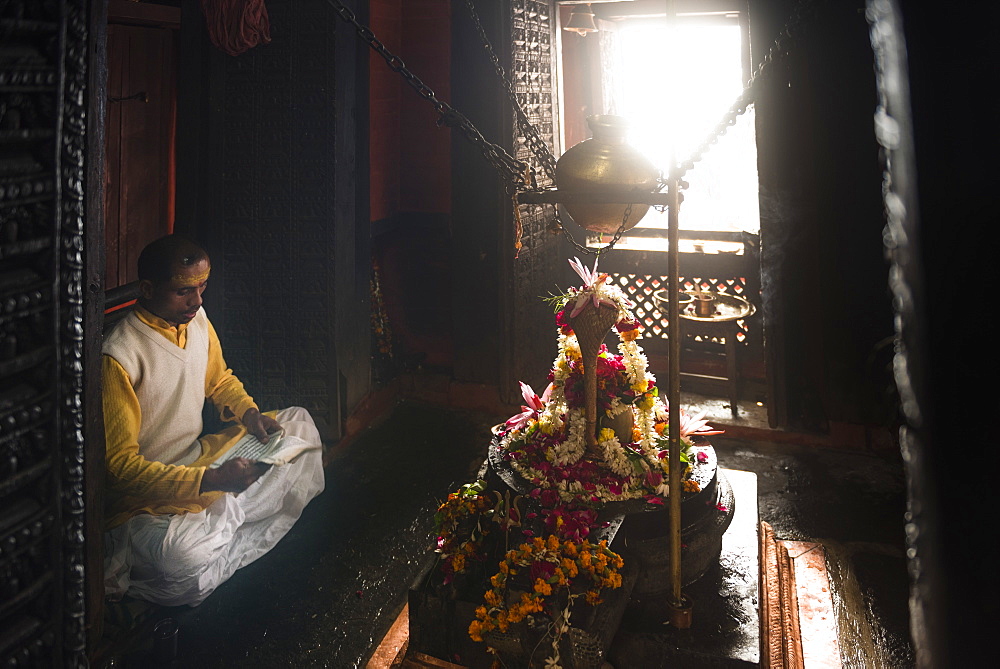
(564, 294, 622, 457)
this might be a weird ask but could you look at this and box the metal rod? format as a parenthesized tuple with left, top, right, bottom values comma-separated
(666, 173, 684, 611)
(515, 189, 673, 206)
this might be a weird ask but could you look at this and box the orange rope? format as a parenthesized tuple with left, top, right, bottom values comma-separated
(199, 0, 272, 57)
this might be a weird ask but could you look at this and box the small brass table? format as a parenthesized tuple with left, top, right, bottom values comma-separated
(653, 291, 756, 417)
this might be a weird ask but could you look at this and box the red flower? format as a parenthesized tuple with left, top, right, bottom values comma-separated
(530, 560, 556, 582)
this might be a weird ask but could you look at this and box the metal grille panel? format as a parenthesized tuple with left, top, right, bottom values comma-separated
(217, 0, 341, 428)
(505, 0, 562, 397)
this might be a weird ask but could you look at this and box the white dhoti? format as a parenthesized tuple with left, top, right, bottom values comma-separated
(104, 407, 325, 607)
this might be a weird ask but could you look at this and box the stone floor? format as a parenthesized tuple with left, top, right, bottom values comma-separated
(100, 399, 913, 668)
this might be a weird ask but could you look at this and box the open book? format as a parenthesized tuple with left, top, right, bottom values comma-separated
(209, 429, 319, 468)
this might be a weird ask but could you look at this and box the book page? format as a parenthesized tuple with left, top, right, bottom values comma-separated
(210, 430, 319, 468)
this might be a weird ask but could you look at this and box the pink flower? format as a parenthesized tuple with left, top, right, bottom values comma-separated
(567, 257, 618, 318)
(679, 409, 725, 438)
(568, 256, 601, 289)
(644, 495, 664, 505)
(696, 451, 709, 464)
(715, 502, 728, 512)
(504, 381, 553, 430)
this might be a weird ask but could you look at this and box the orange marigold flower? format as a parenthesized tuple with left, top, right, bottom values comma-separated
(621, 328, 640, 342)
(476, 605, 488, 619)
(469, 620, 484, 642)
(585, 590, 603, 605)
(533, 579, 552, 596)
(547, 534, 561, 550)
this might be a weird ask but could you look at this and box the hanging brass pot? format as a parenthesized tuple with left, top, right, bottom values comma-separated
(554, 115, 660, 234)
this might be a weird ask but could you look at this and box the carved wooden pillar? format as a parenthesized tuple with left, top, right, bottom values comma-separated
(0, 0, 90, 665)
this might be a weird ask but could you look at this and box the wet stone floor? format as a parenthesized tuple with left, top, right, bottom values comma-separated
(106, 401, 913, 668)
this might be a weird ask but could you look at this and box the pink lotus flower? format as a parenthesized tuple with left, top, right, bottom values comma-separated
(567, 257, 618, 318)
(568, 256, 601, 289)
(678, 409, 725, 438)
(504, 381, 553, 430)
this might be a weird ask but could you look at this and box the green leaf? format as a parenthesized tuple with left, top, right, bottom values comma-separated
(626, 452, 646, 475)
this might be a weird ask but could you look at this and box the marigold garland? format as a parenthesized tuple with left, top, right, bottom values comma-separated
(433, 481, 493, 584)
(468, 535, 624, 646)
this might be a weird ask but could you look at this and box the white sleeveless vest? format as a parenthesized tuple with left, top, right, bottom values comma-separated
(103, 308, 210, 466)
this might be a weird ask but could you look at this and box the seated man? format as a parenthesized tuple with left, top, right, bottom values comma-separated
(102, 234, 325, 607)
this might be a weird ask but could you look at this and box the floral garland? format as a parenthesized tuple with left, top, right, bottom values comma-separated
(498, 257, 721, 506)
(433, 481, 493, 584)
(469, 535, 625, 666)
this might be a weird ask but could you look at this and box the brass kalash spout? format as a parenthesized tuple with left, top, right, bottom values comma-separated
(555, 114, 660, 234)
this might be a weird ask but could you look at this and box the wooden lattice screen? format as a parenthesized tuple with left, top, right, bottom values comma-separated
(613, 272, 754, 346)
(0, 0, 89, 665)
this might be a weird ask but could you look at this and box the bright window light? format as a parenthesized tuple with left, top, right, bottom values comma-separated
(617, 20, 760, 242)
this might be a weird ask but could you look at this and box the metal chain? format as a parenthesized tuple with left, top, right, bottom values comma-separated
(460, 0, 559, 182)
(670, 0, 820, 183)
(322, 0, 532, 189)
(558, 201, 636, 257)
(325, 0, 818, 255)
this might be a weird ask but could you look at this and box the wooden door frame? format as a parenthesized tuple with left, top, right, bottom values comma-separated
(84, 0, 109, 651)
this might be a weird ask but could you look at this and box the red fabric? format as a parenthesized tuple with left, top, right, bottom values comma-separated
(199, 0, 272, 56)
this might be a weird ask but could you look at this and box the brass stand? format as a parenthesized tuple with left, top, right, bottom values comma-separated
(665, 172, 692, 628)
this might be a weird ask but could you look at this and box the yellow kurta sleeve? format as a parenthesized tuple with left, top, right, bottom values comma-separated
(103, 355, 223, 528)
(204, 318, 258, 424)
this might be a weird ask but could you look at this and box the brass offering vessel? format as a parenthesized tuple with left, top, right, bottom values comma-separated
(555, 115, 660, 234)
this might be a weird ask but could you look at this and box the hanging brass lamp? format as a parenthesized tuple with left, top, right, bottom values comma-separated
(563, 3, 598, 36)
(554, 114, 660, 234)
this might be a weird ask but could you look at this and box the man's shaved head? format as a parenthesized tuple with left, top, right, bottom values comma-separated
(137, 235, 210, 284)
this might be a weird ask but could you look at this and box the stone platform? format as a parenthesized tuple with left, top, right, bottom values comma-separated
(608, 469, 760, 668)
(396, 469, 762, 668)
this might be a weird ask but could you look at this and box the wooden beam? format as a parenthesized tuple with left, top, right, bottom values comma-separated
(108, 0, 181, 28)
